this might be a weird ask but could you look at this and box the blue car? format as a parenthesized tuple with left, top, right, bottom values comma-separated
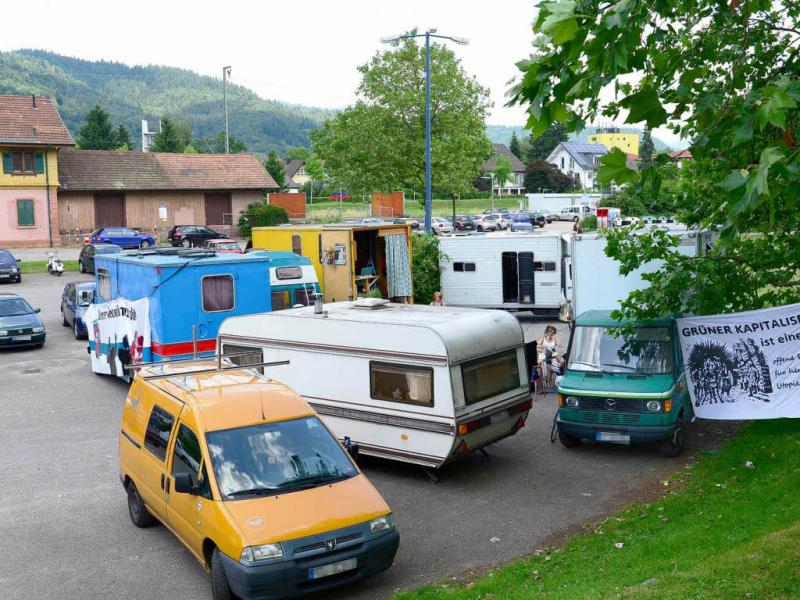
(510, 213, 534, 232)
(90, 227, 155, 249)
(0, 293, 45, 348)
(61, 281, 96, 340)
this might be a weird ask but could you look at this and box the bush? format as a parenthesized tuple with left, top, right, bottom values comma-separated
(580, 214, 598, 231)
(412, 234, 445, 305)
(238, 203, 289, 238)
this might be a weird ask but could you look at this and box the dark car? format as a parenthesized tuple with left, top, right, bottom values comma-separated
(168, 225, 223, 248)
(454, 215, 475, 230)
(61, 281, 96, 340)
(0, 249, 22, 284)
(0, 293, 45, 348)
(528, 211, 547, 228)
(78, 243, 123, 274)
(90, 227, 155, 249)
(392, 217, 420, 230)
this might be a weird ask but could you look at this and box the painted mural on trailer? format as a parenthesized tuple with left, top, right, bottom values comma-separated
(678, 303, 800, 419)
(85, 297, 151, 378)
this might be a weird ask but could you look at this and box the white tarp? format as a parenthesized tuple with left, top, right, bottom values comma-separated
(678, 303, 800, 419)
(85, 297, 151, 377)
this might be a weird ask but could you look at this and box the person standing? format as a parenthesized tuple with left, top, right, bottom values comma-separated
(430, 291, 445, 306)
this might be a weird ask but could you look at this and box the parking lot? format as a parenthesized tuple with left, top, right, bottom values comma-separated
(0, 273, 728, 600)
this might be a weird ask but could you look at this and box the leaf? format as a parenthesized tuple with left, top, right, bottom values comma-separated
(758, 87, 796, 130)
(598, 148, 637, 185)
(538, 1, 580, 45)
(718, 170, 747, 191)
(620, 86, 668, 128)
(732, 114, 754, 147)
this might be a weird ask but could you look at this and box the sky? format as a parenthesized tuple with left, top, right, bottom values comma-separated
(1, 0, 682, 146)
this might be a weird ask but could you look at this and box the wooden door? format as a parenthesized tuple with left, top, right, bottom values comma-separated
(204, 193, 231, 229)
(320, 230, 354, 302)
(94, 193, 125, 228)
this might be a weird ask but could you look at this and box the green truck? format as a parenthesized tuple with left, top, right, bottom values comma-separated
(556, 310, 692, 457)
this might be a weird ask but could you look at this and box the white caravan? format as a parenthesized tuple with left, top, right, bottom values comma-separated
(439, 233, 563, 313)
(561, 229, 716, 318)
(217, 300, 532, 470)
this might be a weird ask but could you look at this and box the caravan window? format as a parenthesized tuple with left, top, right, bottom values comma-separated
(97, 268, 112, 300)
(222, 343, 264, 373)
(271, 290, 291, 311)
(293, 287, 316, 306)
(292, 235, 302, 255)
(453, 262, 476, 272)
(275, 266, 302, 280)
(461, 350, 521, 405)
(370, 362, 434, 407)
(202, 275, 235, 312)
(533, 261, 557, 272)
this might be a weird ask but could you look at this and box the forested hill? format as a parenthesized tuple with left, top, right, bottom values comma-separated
(0, 49, 334, 152)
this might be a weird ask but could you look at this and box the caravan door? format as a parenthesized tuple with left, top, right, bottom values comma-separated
(501, 251, 536, 305)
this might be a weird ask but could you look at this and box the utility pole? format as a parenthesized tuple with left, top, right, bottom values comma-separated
(223, 65, 232, 154)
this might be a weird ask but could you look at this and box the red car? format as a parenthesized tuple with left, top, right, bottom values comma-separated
(329, 192, 351, 200)
(202, 238, 242, 253)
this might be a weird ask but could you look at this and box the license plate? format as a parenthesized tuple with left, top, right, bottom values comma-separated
(13, 335, 31, 341)
(308, 558, 357, 580)
(489, 410, 509, 424)
(596, 432, 630, 444)
(0, 274, 8, 279)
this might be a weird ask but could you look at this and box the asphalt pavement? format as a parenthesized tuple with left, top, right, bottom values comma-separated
(0, 274, 720, 600)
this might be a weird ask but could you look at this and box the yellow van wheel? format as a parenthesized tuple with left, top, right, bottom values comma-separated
(210, 548, 235, 600)
(127, 483, 156, 528)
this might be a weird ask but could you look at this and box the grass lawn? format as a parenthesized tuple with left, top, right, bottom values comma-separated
(20, 260, 79, 274)
(395, 419, 800, 600)
(306, 197, 527, 221)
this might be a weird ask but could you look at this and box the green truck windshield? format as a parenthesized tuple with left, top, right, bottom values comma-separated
(568, 326, 674, 374)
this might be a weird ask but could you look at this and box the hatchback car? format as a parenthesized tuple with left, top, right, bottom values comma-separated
(78, 243, 123, 274)
(168, 225, 224, 248)
(510, 213, 534, 232)
(0, 294, 45, 348)
(474, 214, 499, 232)
(529, 212, 547, 228)
(61, 281, 96, 339)
(431, 217, 454, 235)
(91, 227, 155, 249)
(0, 249, 21, 284)
(453, 215, 475, 230)
(202, 239, 242, 253)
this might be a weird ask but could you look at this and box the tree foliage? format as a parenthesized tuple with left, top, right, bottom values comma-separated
(114, 124, 132, 150)
(238, 203, 288, 239)
(527, 122, 567, 160)
(77, 105, 117, 150)
(493, 155, 513, 188)
(286, 147, 311, 161)
(524, 158, 574, 192)
(411, 234, 444, 305)
(311, 33, 493, 196)
(149, 116, 191, 153)
(513, 0, 800, 317)
(639, 128, 654, 168)
(509, 132, 524, 160)
(264, 150, 286, 189)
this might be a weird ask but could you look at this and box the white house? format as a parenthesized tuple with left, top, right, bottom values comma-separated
(546, 142, 607, 190)
(482, 144, 526, 195)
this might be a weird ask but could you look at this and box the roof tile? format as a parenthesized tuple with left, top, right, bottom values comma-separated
(0, 95, 74, 146)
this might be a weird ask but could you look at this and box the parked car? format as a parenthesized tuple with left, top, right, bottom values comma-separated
(61, 281, 96, 339)
(557, 205, 595, 222)
(431, 217, 454, 234)
(78, 243, 123, 274)
(612, 216, 642, 227)
(0, 249, 21, 284)
(0, 293, 45, 348)
(529, 211, 547, 228)
(542, 211, 560, 223)
(120, 361, 398, 600)
(493, 213, 513, 230)
(510, 213, 534, 232)
(453, 215, 475, 230)
(202, 238, 242, 253)
(329, 192, 351, 200)
(474, 214, 499, 232)
(90, 227, 155, 249)
(482, 207, 510, 215)
(392, 217, 420, 230)
(168, 225, 223, 248)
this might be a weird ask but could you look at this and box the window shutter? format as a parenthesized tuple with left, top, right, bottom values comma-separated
(17, 199, 35, 226)
(34, 152, 45, 174)
(2, 152, 12, 173)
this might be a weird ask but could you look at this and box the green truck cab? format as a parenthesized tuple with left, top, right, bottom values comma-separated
(556, 310, 692, 457)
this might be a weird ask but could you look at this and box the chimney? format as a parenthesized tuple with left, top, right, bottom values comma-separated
(31, 94, 37, 108)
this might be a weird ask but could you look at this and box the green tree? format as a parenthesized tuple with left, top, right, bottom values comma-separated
(149, 116, 190, 153)
(214, 132, 247, 153)
(286, 147, 311, 161)
(411, 234, 444, 305)
(492, 155, 513, 190)
(264, 150, 286, 189)
(509, 132, 524, 160)
(639, 128, 654, 168)
(524, 158, 573, 193)
(527, 122, 567, 161)
(238, 203, 288, 239)
(77, 105, 117, 150)
(512, 0, 800, 318)
(114, 124, 132, 150)
(303, 153, 326, 203)
(311, 33, 493, 196)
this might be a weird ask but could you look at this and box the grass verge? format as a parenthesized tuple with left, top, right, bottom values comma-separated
(395, 419, 800, 600)
(307, 197, 526, 220)
(20, 260, 79, 274)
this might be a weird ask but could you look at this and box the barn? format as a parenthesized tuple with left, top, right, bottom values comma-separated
(57, 150, 276, 239)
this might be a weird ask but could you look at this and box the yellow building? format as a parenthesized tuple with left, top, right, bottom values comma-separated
(252, 223, 413, 303)
(588, 127, 639, 156)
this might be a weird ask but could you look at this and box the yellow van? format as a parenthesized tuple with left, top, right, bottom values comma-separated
(119, 360, 399, 600)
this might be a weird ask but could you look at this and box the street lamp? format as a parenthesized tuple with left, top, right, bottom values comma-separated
(481, 173, 495, 210)
(381, 29, 468, 234)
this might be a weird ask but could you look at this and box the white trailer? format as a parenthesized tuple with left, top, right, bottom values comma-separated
(217, 300, 532, 470)
(527, 192, 603, 214)
(562, 229, 714, 318)
(439, 232, 563, 313)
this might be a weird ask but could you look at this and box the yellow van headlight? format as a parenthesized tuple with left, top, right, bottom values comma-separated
(370, 514, 394, 535)
(240, 543, 284, 564)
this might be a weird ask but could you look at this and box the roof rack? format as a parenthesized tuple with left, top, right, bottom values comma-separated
(127, 247, 218, 259)
(142, 360, 290, 381)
